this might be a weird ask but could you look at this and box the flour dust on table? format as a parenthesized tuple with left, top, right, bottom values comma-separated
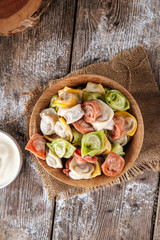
(73, 0, 159, 82)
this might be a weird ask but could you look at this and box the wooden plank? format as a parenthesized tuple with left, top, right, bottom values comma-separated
(53, 171, 158, 240)
(53, 184, 124, 240)
(71, 0, 160, 84)
(53, 185, 122, 240)
(0, 0, 76, 239)
(119, 171, 159, 240)
(153, 184, 160, 240)
(52, 0, 160, 239)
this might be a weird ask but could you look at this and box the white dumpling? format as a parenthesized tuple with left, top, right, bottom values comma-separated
(40, 108, 58, 135)
(91, 100, 114, 131)
(46, 149, 63, 168)
(40, 108, 57, 117)
(69, 157, 95, 180)
(58, 104, 84, 124)
(83, 82, 105, 95)
(54, 119, 72, 142)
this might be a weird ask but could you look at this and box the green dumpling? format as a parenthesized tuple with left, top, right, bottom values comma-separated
(81, 130, 104, 157)
(49, 94, 59, 112)
(72, 128, 83, 146)
(47, 138, 76, 158)
(105, 90, 130, 111)
(111, 143, 125, 156)
(83, 91, 105, 102)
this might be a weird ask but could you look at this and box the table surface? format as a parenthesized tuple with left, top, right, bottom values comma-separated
(0, 0, 160, 239)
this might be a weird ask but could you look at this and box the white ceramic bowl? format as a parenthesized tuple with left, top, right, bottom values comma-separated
(0, 130, 23, 189)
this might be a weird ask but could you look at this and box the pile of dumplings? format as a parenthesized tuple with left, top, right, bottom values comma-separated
(26, 82, 137, 180)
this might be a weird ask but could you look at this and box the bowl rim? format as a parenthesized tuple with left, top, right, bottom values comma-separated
(29, 74, 144, 188)
(0, 130, 23, 189)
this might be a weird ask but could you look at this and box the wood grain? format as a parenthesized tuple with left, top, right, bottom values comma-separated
(72, 0, 160, 85)
(53, 171, 158, 240)
(52, 0, 160, 239)
(153, 184, 160, 240)
(0, 0, 29, 18)
(119, 171, 159, 240)
(53, 184, 124, 240)
(0, 0, 42, 34)
(29, 74, 144, 187)
(0, 0, 159, 239)
(0, 0, 76, 239)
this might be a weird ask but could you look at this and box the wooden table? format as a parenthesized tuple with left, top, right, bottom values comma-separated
(0, 1, 160, 239)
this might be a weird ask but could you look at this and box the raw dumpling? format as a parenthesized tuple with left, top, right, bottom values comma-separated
(124, 117, 137, 136)
(47, 138, 76, 158)
(83, 82, 105, 95)
(111, 143, 125, 156)
(91, 100, 114, 131)
(73, 148, 98, 164)
(58, 104, 84, 124)
(99, 135, 111, 155)
(83, 91, 105, 102)
(91, 161, 101, 178)
(114, 111, 137, 136)
(54, 87, 83, 107)
(69, 157, 95, 179)
(40, 108, 58, 135)
(44, 134, 59, 143)
(54, 118, 73, 142)
(46, 149, 63, 168)
(72, 128, 83, 146)
(82, 100, 102, 123)
(25, 134, 46, 160)
(58, 86, 83, 104)
(49, 94, 59, 111)
(109, 134, 131, 146)
(109, 115, 125, 140)
(72, 118, 94, 134)
(81, 130, 104, 157)
(105, 90, 130, 111)
(101, 152, 125, 176)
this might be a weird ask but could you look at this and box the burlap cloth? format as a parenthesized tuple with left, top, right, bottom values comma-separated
(25, 46, 160, 200)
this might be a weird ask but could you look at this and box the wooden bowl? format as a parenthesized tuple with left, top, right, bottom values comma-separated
(29, 74, 144, 187)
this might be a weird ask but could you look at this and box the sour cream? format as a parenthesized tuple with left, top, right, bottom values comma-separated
(0, 131, 23, 188)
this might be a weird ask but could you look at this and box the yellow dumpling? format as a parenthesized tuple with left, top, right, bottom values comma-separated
(99, 135, 112, 155)
(114, 111, 137, 136)
(53, 86, 83, 107)
(91, 161, 101, 178)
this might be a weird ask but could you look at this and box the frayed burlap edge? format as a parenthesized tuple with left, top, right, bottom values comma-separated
(24, 46, 160, 200)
